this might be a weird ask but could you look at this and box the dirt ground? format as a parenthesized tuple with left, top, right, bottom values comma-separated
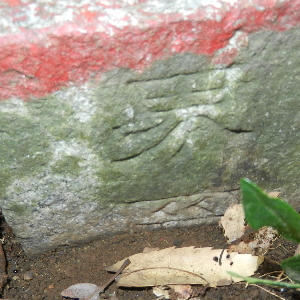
(0, 219, 299, 300)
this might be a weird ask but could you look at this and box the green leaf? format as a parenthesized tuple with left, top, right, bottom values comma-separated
(228, 271, 300, 289)
(240, 178, 300, 243)
(282, 255, 300, 283)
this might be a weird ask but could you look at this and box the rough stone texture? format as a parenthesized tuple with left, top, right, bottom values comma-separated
(2, 26, 300, 254)
(2, 1, 300, 255)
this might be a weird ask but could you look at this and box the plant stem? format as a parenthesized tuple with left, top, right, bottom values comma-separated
(84, 258, 131, 300)
(228, 271, 300, 289)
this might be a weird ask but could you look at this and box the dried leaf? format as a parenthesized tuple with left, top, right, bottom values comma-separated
(153, 286, 171, 299)
(221, 203, 277, 256)
(295, 244, 300, 256)
(107, 246, 261, 287)
(171, 284, 193, 300)
(267, 191, 281, 198)
(61, 258, 130, 300)
(153, 285, 192, 300)
(220, 203, 245, 242)
(228, 226, 277, 256)
(61, 283, 100, 300)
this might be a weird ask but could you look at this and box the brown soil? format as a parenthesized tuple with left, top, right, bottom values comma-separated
(0, 221, 299, 300)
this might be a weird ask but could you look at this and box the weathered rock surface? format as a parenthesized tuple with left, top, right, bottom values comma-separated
(2, 1, 300, 254)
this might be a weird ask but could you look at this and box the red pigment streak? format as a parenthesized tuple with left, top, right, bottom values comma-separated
(80, 4, 98, 22)
(1, 3, 300, 100)
(82, 10, 97, 22)
(212, 48, 239, 65)
(2, 0, 21, 7)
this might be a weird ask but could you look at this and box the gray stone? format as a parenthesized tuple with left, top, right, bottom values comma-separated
(1, 26, 300, 255)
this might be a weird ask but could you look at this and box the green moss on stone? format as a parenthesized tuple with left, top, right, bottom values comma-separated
(51, 156, 82, 175)
(92, 116, 230, 203)
(0, 111, 51, 197)
(8, 203, 28, 216)
(27, 95, 87, 141)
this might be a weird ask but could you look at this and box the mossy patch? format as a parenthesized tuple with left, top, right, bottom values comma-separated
(0, 111, 51, 197)
(27, 95, 87, 141)
(8, 203, 29, 216)
(94, 116, 231, 203)
(51, 156, 82, 176)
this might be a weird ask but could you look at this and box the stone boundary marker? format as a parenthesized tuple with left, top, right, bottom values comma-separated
(1, 0, 300, 255)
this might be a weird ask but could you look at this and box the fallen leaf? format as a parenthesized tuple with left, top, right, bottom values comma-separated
(153, 286, 171, 299)
(220, 203, 277, 256)
(267, 191, 281, 198)
(228, 226, 277, 256)
(61, 283, 100, 300)
(220, 203, 245, 242)
(171, 284, 193, 300)
(61, 258, 130, 300)
(153, 285, 192, 300)
(295, 244, 300, 256)
(107, 246, 261, 287)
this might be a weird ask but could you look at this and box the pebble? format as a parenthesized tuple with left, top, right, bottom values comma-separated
(23, 270, 34, 280)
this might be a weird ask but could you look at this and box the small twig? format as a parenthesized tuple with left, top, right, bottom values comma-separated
(258, 270, 287, 282)
(250, 284, 286, 300)
(84, 258, 131, 300)
(263, 256, 281, 266)
(218, 245, 227, 266)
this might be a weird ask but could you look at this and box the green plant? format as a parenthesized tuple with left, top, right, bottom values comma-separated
(228, 178, 300, 288)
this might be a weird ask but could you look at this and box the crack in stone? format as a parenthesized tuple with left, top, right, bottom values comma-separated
(111, 119, 182, 162)
(4, 68, 36, 79)
(223, 128, 253, 134)
(119, 118, 165, 136)
(125, 67, 228, 84)
(135, 216, 218, 227)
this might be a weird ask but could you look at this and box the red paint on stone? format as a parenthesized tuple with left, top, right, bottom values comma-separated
(1, 2, 300, 100)
(3, 0, 21, 7)
(82, 10, 97, 22)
